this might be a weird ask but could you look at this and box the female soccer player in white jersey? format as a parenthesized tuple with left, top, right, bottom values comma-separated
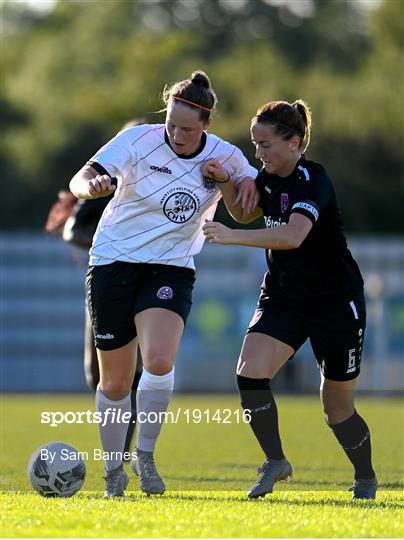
(203, 99, 377, 500)
(69, 71, 259, 497)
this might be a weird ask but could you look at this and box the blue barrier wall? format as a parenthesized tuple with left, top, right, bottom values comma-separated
(1, 233, 403, 392)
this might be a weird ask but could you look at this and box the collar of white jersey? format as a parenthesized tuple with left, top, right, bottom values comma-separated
(164, 130, 207, 159)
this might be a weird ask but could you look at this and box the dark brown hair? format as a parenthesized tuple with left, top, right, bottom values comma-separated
(254, 100, 312, 152)
(162, 71, 217, 122)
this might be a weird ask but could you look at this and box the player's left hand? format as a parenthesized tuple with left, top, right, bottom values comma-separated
(202, 220, 236, 244)
(235, 177, 260, 214)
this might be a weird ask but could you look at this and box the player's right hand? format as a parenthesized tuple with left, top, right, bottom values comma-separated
(87, 175, 116, 199)
(234, 177, 260, 214)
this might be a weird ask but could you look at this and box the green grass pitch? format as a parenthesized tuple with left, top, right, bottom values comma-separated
(1, 394, 403, 537)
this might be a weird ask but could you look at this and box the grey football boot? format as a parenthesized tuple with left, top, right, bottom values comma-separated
(349, 476, 378, 499)
(248, 457, 293, 498)
(103, 463, 129, 498)
(131, 450, 165, 495)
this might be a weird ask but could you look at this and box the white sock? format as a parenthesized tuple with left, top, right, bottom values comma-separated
(136, 367, 174, 453)
(95, 386, 131, 471)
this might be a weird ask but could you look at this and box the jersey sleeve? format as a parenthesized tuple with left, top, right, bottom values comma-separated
(226, 146, 258, 186)
(291, 165, 333, 224)
(87, 128, 136, 179)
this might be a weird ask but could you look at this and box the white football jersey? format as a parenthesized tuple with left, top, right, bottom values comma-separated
(88, 124, 257, 269)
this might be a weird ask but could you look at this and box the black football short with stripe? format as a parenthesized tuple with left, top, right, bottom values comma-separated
(86, 261, 195, 350)
(247, 277, 366, 382)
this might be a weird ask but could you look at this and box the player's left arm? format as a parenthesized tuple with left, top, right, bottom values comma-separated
(203, 212, 312, 249)
(204, 169, 332, 248)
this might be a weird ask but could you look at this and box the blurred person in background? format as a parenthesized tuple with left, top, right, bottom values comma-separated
(45, 120, 147, 457)
(69, 70, 259, 498)
(203, 99, 377, 500)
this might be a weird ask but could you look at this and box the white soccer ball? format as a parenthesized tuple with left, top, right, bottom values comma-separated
(27, 442, 86, 497)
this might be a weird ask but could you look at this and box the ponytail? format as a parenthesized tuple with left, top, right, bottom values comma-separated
(292, 100, 311, 152)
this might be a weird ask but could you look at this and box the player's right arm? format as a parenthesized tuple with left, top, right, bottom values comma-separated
(201, 158, 262, 223)
(69, 165, 116, 200)
(218, 178, 263, 224)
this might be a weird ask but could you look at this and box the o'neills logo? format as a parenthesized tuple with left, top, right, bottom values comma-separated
(150, 165, 172, 174)
(160, 188, 200, 223)
(96, 333, 115, 340)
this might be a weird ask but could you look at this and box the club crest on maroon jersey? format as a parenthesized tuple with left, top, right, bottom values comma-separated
(156, 286, 174, 300)
(281, 193, 289, 213)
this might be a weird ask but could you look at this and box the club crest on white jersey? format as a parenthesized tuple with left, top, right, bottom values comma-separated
(161, 189, 200, 223)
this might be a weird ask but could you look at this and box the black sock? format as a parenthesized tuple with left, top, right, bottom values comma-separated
(123, 372, 142, 454)
(329, 410, 375, 480)
(237, 375, 284, 461)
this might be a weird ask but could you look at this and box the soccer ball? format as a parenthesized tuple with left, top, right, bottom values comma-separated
(27, 442, 86, 497)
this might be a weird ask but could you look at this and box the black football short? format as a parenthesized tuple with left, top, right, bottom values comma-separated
(86, 261, 195, 350)
(247, 274, 366, 381)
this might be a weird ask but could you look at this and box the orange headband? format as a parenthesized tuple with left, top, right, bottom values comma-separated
(173, 96, 212, 112)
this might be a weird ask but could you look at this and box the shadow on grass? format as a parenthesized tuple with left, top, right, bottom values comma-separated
(166, 475, 246, 483)
(155, 493, 404, 510)
(218, 463, 347, 473)
(165, 467, 404, 491)
(75, 491, 404, 510)
(163, 474, 355, 490)
(381, 482, 404, 489)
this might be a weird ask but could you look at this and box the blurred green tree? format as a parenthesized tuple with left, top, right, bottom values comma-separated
(1, 0, 402, 232)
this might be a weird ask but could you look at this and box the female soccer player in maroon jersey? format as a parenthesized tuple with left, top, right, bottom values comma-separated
(203, 100, 377, 500)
